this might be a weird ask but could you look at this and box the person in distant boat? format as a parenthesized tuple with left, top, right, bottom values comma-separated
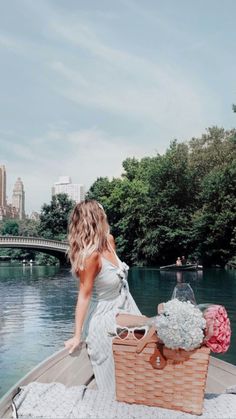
(176, 271, 183, 283)
(64, 200, 141, 394)
(176, 257, 182, 266)
(181, 256, 186, 265)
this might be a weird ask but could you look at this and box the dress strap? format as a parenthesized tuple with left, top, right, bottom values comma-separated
(107, 237, 121, 266)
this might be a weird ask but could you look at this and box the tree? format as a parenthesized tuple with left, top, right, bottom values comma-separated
(122, 157, 140, 181)
(87, 177, 113, 202)
(86, 127, 236, 267)
(139, 142, 196, 265)
(18, 219, 39, 237)
(188, 127, 236, 184)
(86, 176, 124, 238)
(192, 162, 236, 266)
(87, 166, 150, 264)
(38, 194, 74, 240)
(1, 220, 19, 236)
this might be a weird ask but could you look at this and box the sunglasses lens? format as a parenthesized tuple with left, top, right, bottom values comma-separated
(133, 329, 146, 340)
(116, 327, 129, 339)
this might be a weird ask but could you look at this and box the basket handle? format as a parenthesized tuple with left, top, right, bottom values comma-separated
(136, 326, 157, 354)
(149, 346, 167, 369)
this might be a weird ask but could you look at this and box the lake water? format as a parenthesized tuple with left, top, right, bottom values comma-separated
(0, 264, 235, 398)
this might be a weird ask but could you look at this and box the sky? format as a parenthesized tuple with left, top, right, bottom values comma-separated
(0, 0, 235, 213)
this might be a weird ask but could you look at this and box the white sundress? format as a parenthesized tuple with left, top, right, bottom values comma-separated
(81, 253, 141, 394)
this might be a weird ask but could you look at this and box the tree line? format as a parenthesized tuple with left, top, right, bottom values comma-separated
(0, 126, 235, 267)
(87, 127, 236, 267)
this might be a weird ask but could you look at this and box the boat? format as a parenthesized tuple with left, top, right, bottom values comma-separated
(0, 343, 236, 418)
(160, 263, 203, 271)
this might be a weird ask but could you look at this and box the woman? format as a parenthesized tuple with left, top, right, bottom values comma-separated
(64, 200, 141, 393)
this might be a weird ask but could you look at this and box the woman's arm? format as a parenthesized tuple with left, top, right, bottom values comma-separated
(64, 251, 101, 354)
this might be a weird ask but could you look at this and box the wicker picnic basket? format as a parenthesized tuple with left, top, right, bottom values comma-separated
(112, 318, 210, 415)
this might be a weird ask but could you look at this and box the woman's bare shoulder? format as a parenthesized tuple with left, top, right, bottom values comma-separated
(76, 251, 101, 278)
(108, 233, 116, 249)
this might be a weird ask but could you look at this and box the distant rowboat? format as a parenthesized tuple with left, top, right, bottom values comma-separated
(160, 263, 203, 271)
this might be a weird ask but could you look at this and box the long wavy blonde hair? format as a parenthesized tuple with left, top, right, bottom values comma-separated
(68, 200, 110, 272)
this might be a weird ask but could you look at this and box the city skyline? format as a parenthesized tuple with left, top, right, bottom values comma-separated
(0, 1, 236, 212)
(0, 165, 25, 220)
(1, 165, 86, 216)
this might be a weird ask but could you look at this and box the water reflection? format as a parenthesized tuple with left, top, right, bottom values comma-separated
(176, 271, 183, 283)
(160, 270, 203, 284)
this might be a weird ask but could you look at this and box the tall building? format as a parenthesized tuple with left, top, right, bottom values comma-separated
(12, 177, 25, 220)
(52, 176, 85, 203)
(0, 165, 6, 208)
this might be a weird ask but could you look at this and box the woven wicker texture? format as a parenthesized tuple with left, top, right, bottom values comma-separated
(113, 328, 210, 415)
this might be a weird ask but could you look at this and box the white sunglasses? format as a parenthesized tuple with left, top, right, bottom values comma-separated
(109, 325, 149, 340)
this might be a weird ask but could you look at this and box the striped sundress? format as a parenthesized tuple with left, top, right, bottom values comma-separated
(81, 254, 141, 394)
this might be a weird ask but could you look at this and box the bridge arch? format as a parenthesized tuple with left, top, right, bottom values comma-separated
(0, 236, 69, 265)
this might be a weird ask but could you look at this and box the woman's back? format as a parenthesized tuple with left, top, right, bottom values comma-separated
(91, 256, 122, 301)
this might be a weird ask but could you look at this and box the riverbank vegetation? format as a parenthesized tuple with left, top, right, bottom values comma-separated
(87, 127, 236, 267)
(0, 126, 235, 267)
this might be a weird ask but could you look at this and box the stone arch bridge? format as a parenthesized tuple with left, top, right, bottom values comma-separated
(0, 236, 69, 265)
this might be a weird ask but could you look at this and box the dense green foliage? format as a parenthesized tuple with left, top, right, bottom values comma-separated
(1, 220, 19, 236)
(0, 218, 40, 238)
(1, 128, 235, 267)
(38, 193, 74, 240)
(87, 127, 236, 267)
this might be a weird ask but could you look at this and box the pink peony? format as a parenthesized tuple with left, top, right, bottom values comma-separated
(203, 305, 231, 353)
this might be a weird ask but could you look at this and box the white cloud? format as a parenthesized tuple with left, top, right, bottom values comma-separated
(0, 2, 220, 143)
(51, 57, 211, 142)
(48, 19, 219, 140)
(48, 126, 153, 181)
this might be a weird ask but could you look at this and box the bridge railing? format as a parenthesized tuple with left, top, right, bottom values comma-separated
(0, 236, 68, 250)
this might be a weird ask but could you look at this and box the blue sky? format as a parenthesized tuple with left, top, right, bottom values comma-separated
(0, 0, 235, 213)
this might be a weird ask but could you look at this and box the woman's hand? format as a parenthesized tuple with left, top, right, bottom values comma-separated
(64, 335, 81, 354)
